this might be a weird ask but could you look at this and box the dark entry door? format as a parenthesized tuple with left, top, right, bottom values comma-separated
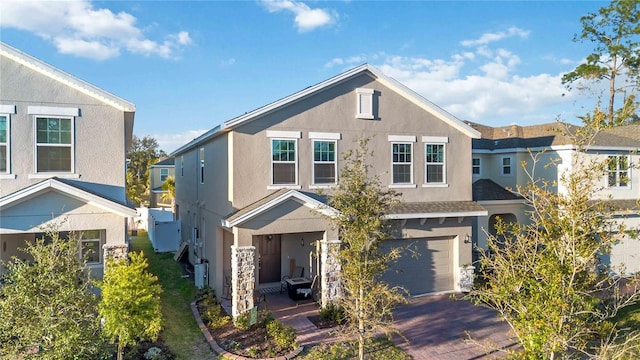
(259, 235, 281, 283)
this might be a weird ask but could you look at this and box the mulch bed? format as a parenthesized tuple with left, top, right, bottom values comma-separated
(197, 301, 293, 359)
(124, 340, 176, 360)
(307, 314, 340, 329)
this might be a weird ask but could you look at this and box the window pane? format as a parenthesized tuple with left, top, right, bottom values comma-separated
(426, 144, 443, 163)
(0, 145, 6, 172)
(427, 164, 444, 183)
(273, 163, 295, 184)
(82, 230, 101, 239)
(503, 166, 511, 175)
(37, 117, 72, 145)
(82, 240, 100, 263)
(0, 116, 6, 143)
(393, 164, 411, 183)
(608, 172, 617, 187)
(314, 163, 335, 184)
(273, 140, 295, 161)
(37, 146, 72, 172)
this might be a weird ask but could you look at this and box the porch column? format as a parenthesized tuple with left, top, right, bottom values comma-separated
(103, 244, 128, 263)
(231, 245, 255, 318)
(320, 239, 341, 307)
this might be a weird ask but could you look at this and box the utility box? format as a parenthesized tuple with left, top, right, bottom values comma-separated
(194, 263, 208, 289)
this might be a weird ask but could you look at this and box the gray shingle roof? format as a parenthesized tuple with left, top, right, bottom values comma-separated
(468, 122, 640, 150)
(472, 179, 523, 201)
(389, 201, 486, 215)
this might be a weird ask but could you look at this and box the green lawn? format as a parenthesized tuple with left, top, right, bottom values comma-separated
(129, 231, 215, 360)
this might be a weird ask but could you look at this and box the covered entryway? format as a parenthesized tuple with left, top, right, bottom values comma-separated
(258, 234, 282, 284)
(382, 237, 454, 295)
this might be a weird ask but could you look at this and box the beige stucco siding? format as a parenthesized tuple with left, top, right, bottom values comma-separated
(231, 75, 473, 209)
(1, 54, 127, 197)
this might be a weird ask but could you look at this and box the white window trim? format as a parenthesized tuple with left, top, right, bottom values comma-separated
(390, 141, 414, 186)
(422, 136, 449, 143)
(32, 115, 75, 175)
(160, 168, 169, 182)
(607, 155, 631, 188)
(266, 130, 301, 139)
(424, 142, 447, 185)
(472, 157, 482, 176)
(28, 106, 79, 117)
(501, 156, 513, 176)
(356, 88, 375, 119)
(270, 138, 299, 187)
(0, 108, 14, 178)
(309, 132, 341, 140)
(388, 135, 416, 143)
(312, 139, 338, 186)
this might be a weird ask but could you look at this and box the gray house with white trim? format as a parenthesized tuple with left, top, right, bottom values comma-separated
(171, 64, 487, 317)
(0, 42, 136, 278)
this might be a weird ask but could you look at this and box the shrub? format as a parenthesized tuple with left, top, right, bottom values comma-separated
(266, 320, 297, 350)
(319, 303, 345, 324)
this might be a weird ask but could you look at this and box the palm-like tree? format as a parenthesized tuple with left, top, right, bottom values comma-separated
(160, 176, 175, 207)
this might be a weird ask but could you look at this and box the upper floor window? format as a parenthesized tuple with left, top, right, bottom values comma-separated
(472, 158, 481, 175)
(501, 156, 512, 176)
(425, 143, 445, 184)
(0, 115, 8, 173)
(608, 155, 629, 187)
(199, 148, 205, 184)
(392, 143, 413, 184)
(35, 116, 73, 172)
(181, 155, 184, 176)
(313, 140, 337, 185)
(160, 168, 169, 182)
(272, 139, 297, 185)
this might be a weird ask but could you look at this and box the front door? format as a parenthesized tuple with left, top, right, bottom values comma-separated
(259, 235, 281, 283)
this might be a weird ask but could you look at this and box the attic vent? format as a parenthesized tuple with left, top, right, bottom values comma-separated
(356, 88, 375, 119)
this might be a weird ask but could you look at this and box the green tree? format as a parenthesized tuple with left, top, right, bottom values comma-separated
(0, 226, 105, 359)
(562, 0, 640, 126)
(127, 135, 167, 206)
(99, 251, 163, 360)
(161, 175, 176, 206)
(326, 137, 406, 360)
(471, 118, 640, 358)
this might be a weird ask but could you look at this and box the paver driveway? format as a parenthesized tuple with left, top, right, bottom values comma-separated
(392, 294, 516, 359)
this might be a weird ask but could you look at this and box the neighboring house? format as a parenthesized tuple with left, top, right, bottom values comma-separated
(470, 122, 640, 275)
(171, 64, 487, 317)
(149, 157, 175, 208)
(0, 42, 136, 278)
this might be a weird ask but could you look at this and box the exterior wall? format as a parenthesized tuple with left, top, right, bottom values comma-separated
(0, 56, 127, 199)
(149, 165, 175, 208)
(475, 201, 529, 249)
(230, 74, 473, 209)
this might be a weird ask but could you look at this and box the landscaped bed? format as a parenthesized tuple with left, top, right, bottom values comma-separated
(197, 289, 298, 359)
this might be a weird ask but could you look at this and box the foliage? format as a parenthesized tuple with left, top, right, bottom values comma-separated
(319, 302, 346, 324)
(127, 135, 167, 206)
(161, 175, 176, 205)
(99, 251, 163, 360)
(129, 232, 212, 360)
(266, 320, 297, 350)
(562, 0, 640, 126)
(326, 137, 406, 360)
(469, 120, 640, 359)
(199, 290, 230, 329)
(0, 225, 106, 359)
(302, 337, 410, 360)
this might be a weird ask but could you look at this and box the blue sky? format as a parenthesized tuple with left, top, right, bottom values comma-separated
(0, 1, 609, 152)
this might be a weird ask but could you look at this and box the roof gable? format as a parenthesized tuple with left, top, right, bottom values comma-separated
(172, 64, 480, 156)
(222, 189, 337, 228)
(1, 42, 135, 112)
(0, 178, 136, 218)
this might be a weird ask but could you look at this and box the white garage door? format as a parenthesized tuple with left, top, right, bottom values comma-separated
(610, 236, 640, 275)
(381, 237, 454, 295)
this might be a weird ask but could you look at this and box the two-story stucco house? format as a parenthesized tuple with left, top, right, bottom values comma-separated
(0, 42, 136, 278)
(171, 64, 487, 317)
(149, 157, 175, 208)
(470, 122, 640, 275)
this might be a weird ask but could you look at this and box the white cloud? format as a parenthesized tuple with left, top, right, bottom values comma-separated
(152, 129, 208, 153)
(0, 1, 191, 60)
(261, 0, 337, 32)
(461, 26, 530, 47)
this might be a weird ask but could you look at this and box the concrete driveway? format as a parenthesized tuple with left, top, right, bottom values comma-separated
(391, 294, 517, 359)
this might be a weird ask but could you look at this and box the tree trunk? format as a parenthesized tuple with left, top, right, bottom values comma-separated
(117, 342, 123, 360)
(359, 285, 365, 360)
